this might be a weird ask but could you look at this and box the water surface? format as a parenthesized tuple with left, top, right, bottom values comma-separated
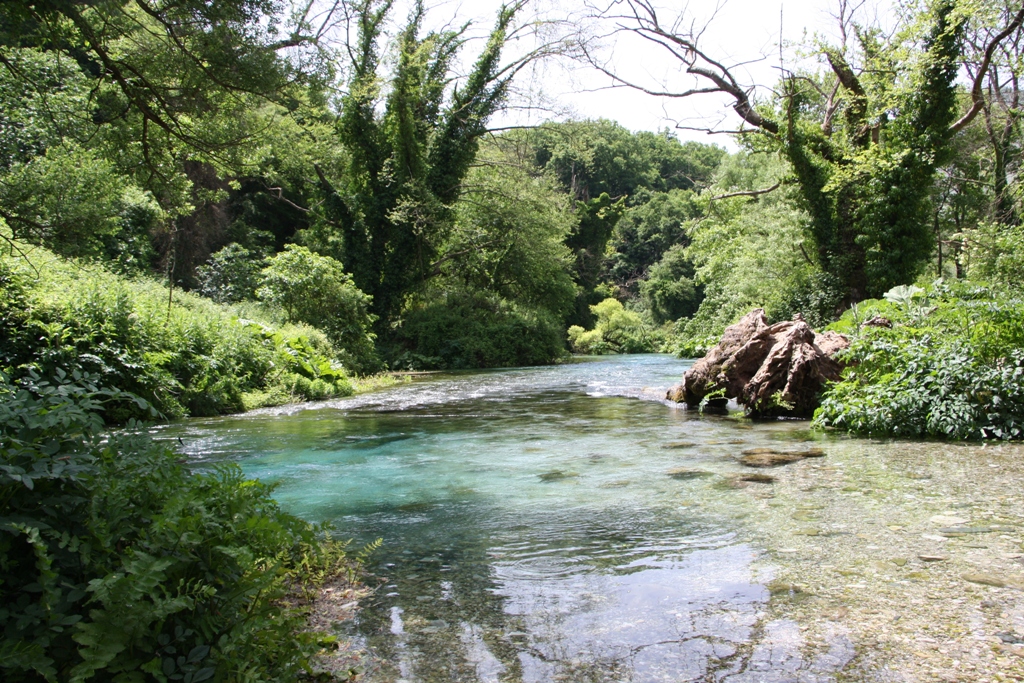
(162, 355, 1024, 682)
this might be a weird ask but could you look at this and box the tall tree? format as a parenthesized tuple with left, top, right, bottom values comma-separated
(307, 0, 545, 329)
(968, 1, 1024, 226)
(0, 0, 330, 274)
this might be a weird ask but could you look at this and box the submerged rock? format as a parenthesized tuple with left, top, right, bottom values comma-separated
(666, 309, 850, 417)
(962, 573, 1024, 589)
(666, 467, 713, 479)
(739, 448, 826, 467)
(738, 473, 776, 484)
(722, 473, 775, 488)
(538, 470, 578, 482)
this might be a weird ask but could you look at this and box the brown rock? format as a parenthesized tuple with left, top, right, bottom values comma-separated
(667, 309, 850, 417)
(666, 467, 713, 479)
(738, 473, 776, 484)
(740, 451, 807, 467)
(815, 330, 852, 357)
(739, 448, 824, 467)
(962, 573, 1024, 589)
(672, 309, 772, 408)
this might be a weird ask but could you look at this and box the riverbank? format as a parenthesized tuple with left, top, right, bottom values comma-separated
(0, 248, 406, 422)
(301, 572, 376, 681)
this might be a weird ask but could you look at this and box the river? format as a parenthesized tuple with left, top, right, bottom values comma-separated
(161, 354, 1024, 682)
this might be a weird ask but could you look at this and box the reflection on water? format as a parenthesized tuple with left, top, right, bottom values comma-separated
(157, 355, 1024, 682)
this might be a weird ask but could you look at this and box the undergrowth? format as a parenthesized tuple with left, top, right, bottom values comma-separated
(392, 290, 566, 369)
(0, 371, 367, 682)
(0, 249, 356, 420)
(814, 282, 1024, 440)
(567, 298, 660, 355)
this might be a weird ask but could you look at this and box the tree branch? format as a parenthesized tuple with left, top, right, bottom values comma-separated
(708, 182, 781, 201)
(950, 2, 1024, 133)
(581, 1, 779, 135)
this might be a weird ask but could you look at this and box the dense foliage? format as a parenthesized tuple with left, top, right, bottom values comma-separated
(815, 283, 1024, 439)
(501, 121, 724, 326)
(567, 299, 658, 355)
(0, 249, 358, 420)
(257, 246, 379, 373)
(0, 372, 356, 682)
(662, 153, 834, 355)
(395, 291, 567, 369)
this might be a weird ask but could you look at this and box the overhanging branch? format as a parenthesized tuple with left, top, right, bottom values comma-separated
(951, 2, 1024, 133)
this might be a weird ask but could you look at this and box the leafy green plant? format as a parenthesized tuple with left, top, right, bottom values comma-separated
(1, 372, 364, 682)
(697, 386, 728, 413)
(393, 290, 566, 369)
(815, 282, 1024, 440)
(567, 298, 657, 354)
(258, 245, 379, 373)
(638, 244, 702, 324)
(963, 221, 1024, 290)
(196, 243, 266, 304)
(0, 144, 162, 260)
(0, 248, 355, 420)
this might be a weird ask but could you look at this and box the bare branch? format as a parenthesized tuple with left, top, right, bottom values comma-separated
(951, 2, 1024, 134)
(262, 184, 312, 213)
(708, 182, 781, 202)
(579, 0, 779, 135)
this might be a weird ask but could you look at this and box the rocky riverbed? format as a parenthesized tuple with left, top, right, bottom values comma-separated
(719, 432, 1024, 682)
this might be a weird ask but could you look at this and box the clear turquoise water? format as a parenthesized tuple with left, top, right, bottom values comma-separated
(160, 355, 837, 682)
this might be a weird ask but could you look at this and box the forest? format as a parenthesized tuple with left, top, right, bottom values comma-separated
(2, 0, 1024, 680)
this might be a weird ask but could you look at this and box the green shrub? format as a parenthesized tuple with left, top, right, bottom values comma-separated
(638, 244, 702, 324)
(0, 145, 163, 263)
(664, 332, 718, 359)
(963, 222, 1024, 291)
(257, 245, 379, 373)
(0, 249, 354, 420)
(567, 298, 657, 354)
(195, 243, 265, 304)
(0, 371, 360, 683)
(393, 291, 566, 369)
(814, 282, 1024, 440)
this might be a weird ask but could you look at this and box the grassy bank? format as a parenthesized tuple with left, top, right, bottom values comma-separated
(0, 248, 397, 421)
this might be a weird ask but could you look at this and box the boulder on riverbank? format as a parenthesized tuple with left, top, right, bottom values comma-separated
(667, 309, 850, 417)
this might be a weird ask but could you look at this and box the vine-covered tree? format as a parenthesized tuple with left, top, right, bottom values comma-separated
(306, 0, 549, 329)
(589, 0, 1024, 304)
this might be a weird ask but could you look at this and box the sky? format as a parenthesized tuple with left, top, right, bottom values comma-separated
(410, 0, 896, 145)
